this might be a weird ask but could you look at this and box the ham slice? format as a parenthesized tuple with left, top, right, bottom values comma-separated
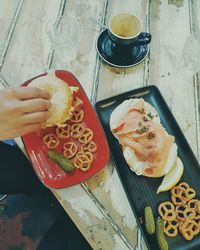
(111, 98, 176, 177)
(112, 99, 154, 137)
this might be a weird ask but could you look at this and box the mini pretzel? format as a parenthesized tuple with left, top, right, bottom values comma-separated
(81, 141, 97, 153)
(73, 97, 83, 110)
(180, 220, 199, 240)
(78, 128, 93, 144)
(171, 186, 188, 205)
(187, 199, 198, 211)
(193, 215, 200, 229)
(195, 200, 200, 214)
(171, 196, 186, 206)
(55, 124, 71, 139)
(179, 220, 184, 234)
(177, 182, 196, 201)
(178, 182, 190, 190)
(70, 109, 84, 123)
(158, 202, 176, 221)
(73, 154, 91, 172)
(185, 188, 196, 200)
(42, 133, 60, 149)
(63, 142, 77, 159)
(70, 124, 84, 139)
(76, 151, 94, 164)
(175, 205, 196, 222)
(164, 219, 179, 237)
(171, 186, 185, 196)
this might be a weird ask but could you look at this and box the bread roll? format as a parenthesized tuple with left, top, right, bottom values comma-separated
(29, 74, 72, 127)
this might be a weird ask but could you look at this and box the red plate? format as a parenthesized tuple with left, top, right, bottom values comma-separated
(21, 70, 110, 188)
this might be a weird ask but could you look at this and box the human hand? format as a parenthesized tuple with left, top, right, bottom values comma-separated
(0, 87, 51, 140)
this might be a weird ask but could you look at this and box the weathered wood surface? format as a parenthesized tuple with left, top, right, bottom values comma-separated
(0, 0, 200, 249)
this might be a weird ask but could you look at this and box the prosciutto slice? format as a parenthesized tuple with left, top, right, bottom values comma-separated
(111, 99, 176, 177)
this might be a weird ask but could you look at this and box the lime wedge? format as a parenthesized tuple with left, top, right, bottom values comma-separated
(157, 157, 184, 194)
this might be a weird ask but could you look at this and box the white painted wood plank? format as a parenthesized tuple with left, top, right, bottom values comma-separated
(195, 0, 200, 35)
(52, 172, 134, 250)
(148, 0, 198, 157)
(1, 0, 62, 86)
(191, 0, 200, 161)
(85, 163, 138, 249)
(50, 0, 108, 99)
(0, 0, 20, 52)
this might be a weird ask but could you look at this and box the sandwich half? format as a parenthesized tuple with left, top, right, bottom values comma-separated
(28, 73, 77, 128)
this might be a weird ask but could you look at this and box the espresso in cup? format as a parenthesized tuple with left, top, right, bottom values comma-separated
(108, 13, 151, 46)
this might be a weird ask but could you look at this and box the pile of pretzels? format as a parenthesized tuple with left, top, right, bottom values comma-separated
(158, 182, 200, 241)
(42, 99, 97, 172)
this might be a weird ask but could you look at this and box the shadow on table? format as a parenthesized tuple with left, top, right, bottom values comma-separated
(0, 195, 92, 250)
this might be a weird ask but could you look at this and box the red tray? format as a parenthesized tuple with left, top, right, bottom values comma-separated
(21, 70, 110, 188)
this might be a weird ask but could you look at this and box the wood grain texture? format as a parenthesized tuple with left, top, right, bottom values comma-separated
(190, 0, 200, 161)
(148, 0, 198, 156)
(52, 169, 134, 250)
(1, 0, 62, 85)
(0, 0, 19, 49)
(0, 0, 200, 249)
(0, 0, 22, 69)
(50, 0, 108, 99)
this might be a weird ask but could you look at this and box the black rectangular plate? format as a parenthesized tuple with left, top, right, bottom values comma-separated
(95, 85, 200, 250)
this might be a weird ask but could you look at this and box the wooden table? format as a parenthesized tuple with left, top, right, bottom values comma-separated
(0, 1, 200, 249)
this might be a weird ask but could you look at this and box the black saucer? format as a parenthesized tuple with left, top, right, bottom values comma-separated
(96, 29, 149, 68)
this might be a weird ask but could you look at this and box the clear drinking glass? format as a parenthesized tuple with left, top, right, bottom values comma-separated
(46, 15, 79, 67)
